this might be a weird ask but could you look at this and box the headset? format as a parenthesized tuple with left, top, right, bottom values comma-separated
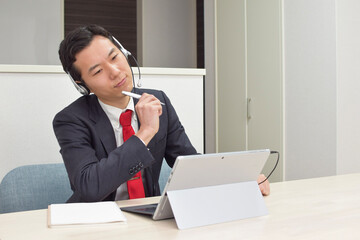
(67, 36, 142, 95)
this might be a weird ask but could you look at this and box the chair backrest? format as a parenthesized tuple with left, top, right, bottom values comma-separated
(0, 161, 171, 214)
(0, 163, 72, 214)
(159, 160, 172, 194)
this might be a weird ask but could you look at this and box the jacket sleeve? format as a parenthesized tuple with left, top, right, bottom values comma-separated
(53, 109, 155, 202)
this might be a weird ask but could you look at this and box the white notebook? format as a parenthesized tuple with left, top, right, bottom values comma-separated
(47, 202, 127, 227)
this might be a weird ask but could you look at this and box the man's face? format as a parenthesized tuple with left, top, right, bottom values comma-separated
(74, 35, 133, 108)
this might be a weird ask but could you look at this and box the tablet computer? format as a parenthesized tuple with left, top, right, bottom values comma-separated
(121, 149, 270, 220)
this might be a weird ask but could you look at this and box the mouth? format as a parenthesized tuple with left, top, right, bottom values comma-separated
(114, 77, 126, 88)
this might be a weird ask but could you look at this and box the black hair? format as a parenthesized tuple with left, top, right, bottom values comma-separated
(58, 24, 118, 84)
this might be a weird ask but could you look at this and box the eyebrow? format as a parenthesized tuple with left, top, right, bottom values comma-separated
(87, 47, 116, 74)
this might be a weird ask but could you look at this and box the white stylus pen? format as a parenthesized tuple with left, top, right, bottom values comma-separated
(122, 91, 165, 105)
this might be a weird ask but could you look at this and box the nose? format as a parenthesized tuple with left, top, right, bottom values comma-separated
(107, 63, 121, 80)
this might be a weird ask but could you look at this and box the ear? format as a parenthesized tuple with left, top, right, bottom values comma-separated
(76, 80, 92, 93)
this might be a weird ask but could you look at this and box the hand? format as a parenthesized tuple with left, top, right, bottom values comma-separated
(135, 93, 162, 145)
(257, 174, 270, 196)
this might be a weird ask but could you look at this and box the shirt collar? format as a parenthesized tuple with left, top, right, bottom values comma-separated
(98, 98, 135, 128)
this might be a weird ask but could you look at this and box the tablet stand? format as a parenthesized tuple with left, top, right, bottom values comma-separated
(166, 181, 268, 229)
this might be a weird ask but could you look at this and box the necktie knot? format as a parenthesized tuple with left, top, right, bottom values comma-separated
(120, 109, 133, 127)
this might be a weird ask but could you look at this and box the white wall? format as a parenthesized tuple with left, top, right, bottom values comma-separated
(284, 0, 337, 180)
(0, 0, 62, 65)
(0, 66, 205, 182)
(336, 0, 360, 174)
(138, 0, 197, 68)
(0, 70, 78, 182)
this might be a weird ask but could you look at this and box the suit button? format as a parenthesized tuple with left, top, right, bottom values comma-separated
(139, 162, 144, 167)
(136, 165, 142, 171)
(129, 169, 134, 174)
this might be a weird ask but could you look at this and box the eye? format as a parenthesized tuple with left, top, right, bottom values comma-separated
(112, 54, 118, 61)
(93, 69, 102, 76)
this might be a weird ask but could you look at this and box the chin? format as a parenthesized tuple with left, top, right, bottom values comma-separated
(125, 84, 133, 92)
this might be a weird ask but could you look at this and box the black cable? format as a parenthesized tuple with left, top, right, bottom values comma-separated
(130, 54, 142, 87)
(258, 151, 280, 185)
(127, 53, 137, 90)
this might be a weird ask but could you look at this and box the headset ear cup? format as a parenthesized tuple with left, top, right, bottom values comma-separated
(68, 73, 89, 95)
(77, 84, 90, 95)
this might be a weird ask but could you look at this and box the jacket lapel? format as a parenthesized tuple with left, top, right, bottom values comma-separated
(88, 96, 117, 155)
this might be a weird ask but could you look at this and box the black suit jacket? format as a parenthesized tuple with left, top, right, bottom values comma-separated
(53, 88, 197, 202)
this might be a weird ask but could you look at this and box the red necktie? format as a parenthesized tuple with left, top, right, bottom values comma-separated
(120, 109, 145, 199)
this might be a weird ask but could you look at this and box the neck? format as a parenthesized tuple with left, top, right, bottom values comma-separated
(98, 95, 130, 109)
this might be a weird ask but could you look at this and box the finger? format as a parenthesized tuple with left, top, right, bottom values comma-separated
(259, 184, 266, 196)
(262, 180, 270, 196)
(141, 101, 162, 117)
(144, 97, 162, 116)
(257, 174, 270, 196)
(140, 93, 162, 105)
(151, 103, 162, 116)
(139, 93, 154, 102)
(136, 95, 159, 108)
(259, 184, 264, 193)
(257, 174, 265, 184)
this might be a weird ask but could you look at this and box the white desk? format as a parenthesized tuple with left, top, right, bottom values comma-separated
(0, 173, 359, 239)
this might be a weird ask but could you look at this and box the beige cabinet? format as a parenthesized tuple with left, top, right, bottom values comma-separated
(216, 0, 283, 182)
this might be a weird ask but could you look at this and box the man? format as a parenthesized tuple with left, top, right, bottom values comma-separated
(53, 25, 269, 203)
